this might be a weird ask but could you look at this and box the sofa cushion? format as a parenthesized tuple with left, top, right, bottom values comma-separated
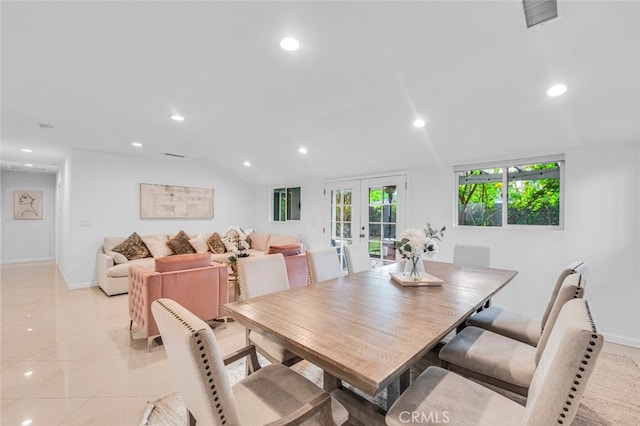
(142, 234, 171, 258)
(106, 250, 129, 264)
(188, 233, 209, 253)
(207, 232, 226, 254)
(249, 232, 270, 252)
(155, 252, 211, 273)
(268, 244, 303, 257)
(167, 230, 197, 255)
(103, 237, 125, 253)
(109, 257, 155, 278)
(112, 232, 152, 260)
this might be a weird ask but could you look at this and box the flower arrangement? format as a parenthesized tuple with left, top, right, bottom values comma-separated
(396, 223, 446, 259)
(395, 223, 446, 280)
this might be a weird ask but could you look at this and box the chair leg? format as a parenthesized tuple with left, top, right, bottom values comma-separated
(148, 336, 152, 353)
(129, 320, 133, 330)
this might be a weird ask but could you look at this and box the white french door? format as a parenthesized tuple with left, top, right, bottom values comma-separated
(324, 175, 406, 270)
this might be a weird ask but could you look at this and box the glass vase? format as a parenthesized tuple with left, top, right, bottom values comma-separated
(404, 253, 425, 281)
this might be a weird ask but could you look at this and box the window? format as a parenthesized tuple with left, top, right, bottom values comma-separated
(456, 156, 563, 228)
(272, 187, 301, 221)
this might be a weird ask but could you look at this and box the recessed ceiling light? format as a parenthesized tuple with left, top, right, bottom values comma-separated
(547, 84, 567, 97)
(21, 148, 33, 153)
(413, 118, 426, 128)
(131, 142, 143, 148)
(243, 161, 251, 167)
(298, 147, 308, 154)
(24, 371, 33, 376)
(24, 163, 34, 167)
(280, 37, 300, 52)
(22, 420, 33, 426)
(170, 114, 185, 121)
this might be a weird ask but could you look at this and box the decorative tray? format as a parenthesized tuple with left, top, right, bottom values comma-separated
(390, 272, 444, 287)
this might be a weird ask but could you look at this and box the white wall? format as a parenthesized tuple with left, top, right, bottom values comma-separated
(251, 142, 640, 347)
(58, 149, 256, 287)
(1, 170, 56, 263)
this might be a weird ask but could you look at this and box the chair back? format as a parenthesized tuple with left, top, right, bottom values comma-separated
(453, 244, 491, 269)
(540, 260, 588, 328)
(344, 243, 372, 274)
(238, 254, 290, 299)
(524, 298, 603, 425)
(307, 247, 342, 283)
(151, 298, 241, 426)
(535, 273, 586, 363)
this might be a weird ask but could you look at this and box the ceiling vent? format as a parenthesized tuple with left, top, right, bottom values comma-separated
(163, 152, 186, 158)
(522, 0, 558, 28)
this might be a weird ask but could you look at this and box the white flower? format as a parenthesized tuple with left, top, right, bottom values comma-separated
(395, 222, 446, 259)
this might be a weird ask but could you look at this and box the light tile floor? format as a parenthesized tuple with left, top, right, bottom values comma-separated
(1, 261, 245, 425)
(2, 261, 638, 425)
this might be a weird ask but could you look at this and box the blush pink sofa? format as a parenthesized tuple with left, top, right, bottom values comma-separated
(128, 252, 229, 351)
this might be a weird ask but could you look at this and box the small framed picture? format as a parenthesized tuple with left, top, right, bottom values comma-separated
(14, 190, 43, 220)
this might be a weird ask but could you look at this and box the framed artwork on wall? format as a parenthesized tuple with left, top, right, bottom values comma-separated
(140, 183, 214, 219)
(14, 190, 43, 220)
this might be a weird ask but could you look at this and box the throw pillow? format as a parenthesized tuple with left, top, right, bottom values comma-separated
(188, 233, 209, 253)
(268, 244, 303, 257)
(207, 232, 226, 254)
(167, 230, 197, 255)
(142, 235, 171, 258)
(112, 232, 152, 260)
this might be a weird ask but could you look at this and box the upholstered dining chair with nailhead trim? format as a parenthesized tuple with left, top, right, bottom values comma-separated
(237, 254, 301, 366)
(466, 260, 588, 345)
(438, 272, 587, 396)
(151, 298, 348, 426)
(344, 243, 372, 274)
(386, 298, 602, 426)
(307, 247, 343, 284)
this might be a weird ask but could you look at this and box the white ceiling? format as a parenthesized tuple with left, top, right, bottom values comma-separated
(2, 1, 639, 185)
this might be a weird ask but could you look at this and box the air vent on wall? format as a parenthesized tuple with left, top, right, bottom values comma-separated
(163, 152, 186, 158)
(522, 0, 558, 28)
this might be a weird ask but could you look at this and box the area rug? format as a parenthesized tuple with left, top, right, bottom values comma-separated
(142, 351, 640, 425)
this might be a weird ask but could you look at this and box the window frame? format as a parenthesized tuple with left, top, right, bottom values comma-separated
(454, 155, 565, 230)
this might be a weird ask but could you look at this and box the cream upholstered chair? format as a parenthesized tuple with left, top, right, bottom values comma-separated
(152, 298, 348, 426)
(438, 273, 586, 396)
(307, 247, 343, 283)
(453, 243, 491, 269)
(386, 298, 602, 426)
(237, 254, 300, 366)
(466, 260, 588, 345)
(344, 243, 372, 274)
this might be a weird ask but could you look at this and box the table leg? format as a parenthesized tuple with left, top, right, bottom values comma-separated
(386, 368, 410, 411)
(323, 371, 341, 392)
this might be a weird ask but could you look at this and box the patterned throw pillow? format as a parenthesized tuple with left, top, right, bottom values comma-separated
(167, 230, 197, 255)
(112, 232, 152, 260)
(207, 232, 226, 254)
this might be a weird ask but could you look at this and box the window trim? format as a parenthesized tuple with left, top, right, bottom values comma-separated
(454, 155, 565, 230)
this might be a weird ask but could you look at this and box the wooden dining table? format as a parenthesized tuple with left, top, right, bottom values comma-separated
(224, 259, 517, 410)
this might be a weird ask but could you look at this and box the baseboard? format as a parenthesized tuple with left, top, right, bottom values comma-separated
(67, 281, 98, 290)
(0, 257, 55, 264)
(603, 332, 640, 349)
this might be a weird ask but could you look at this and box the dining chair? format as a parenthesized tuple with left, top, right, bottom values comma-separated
(237, 254, 301, 366)
(386, 298, 602, 426)
(466, 260, 588, 345)
(344, 243, 372, 274)
(439, 273, 586, 396)
(453, 243, 491, 269)
(307, 247, 343, 283)
(151, 298, 348, 426)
